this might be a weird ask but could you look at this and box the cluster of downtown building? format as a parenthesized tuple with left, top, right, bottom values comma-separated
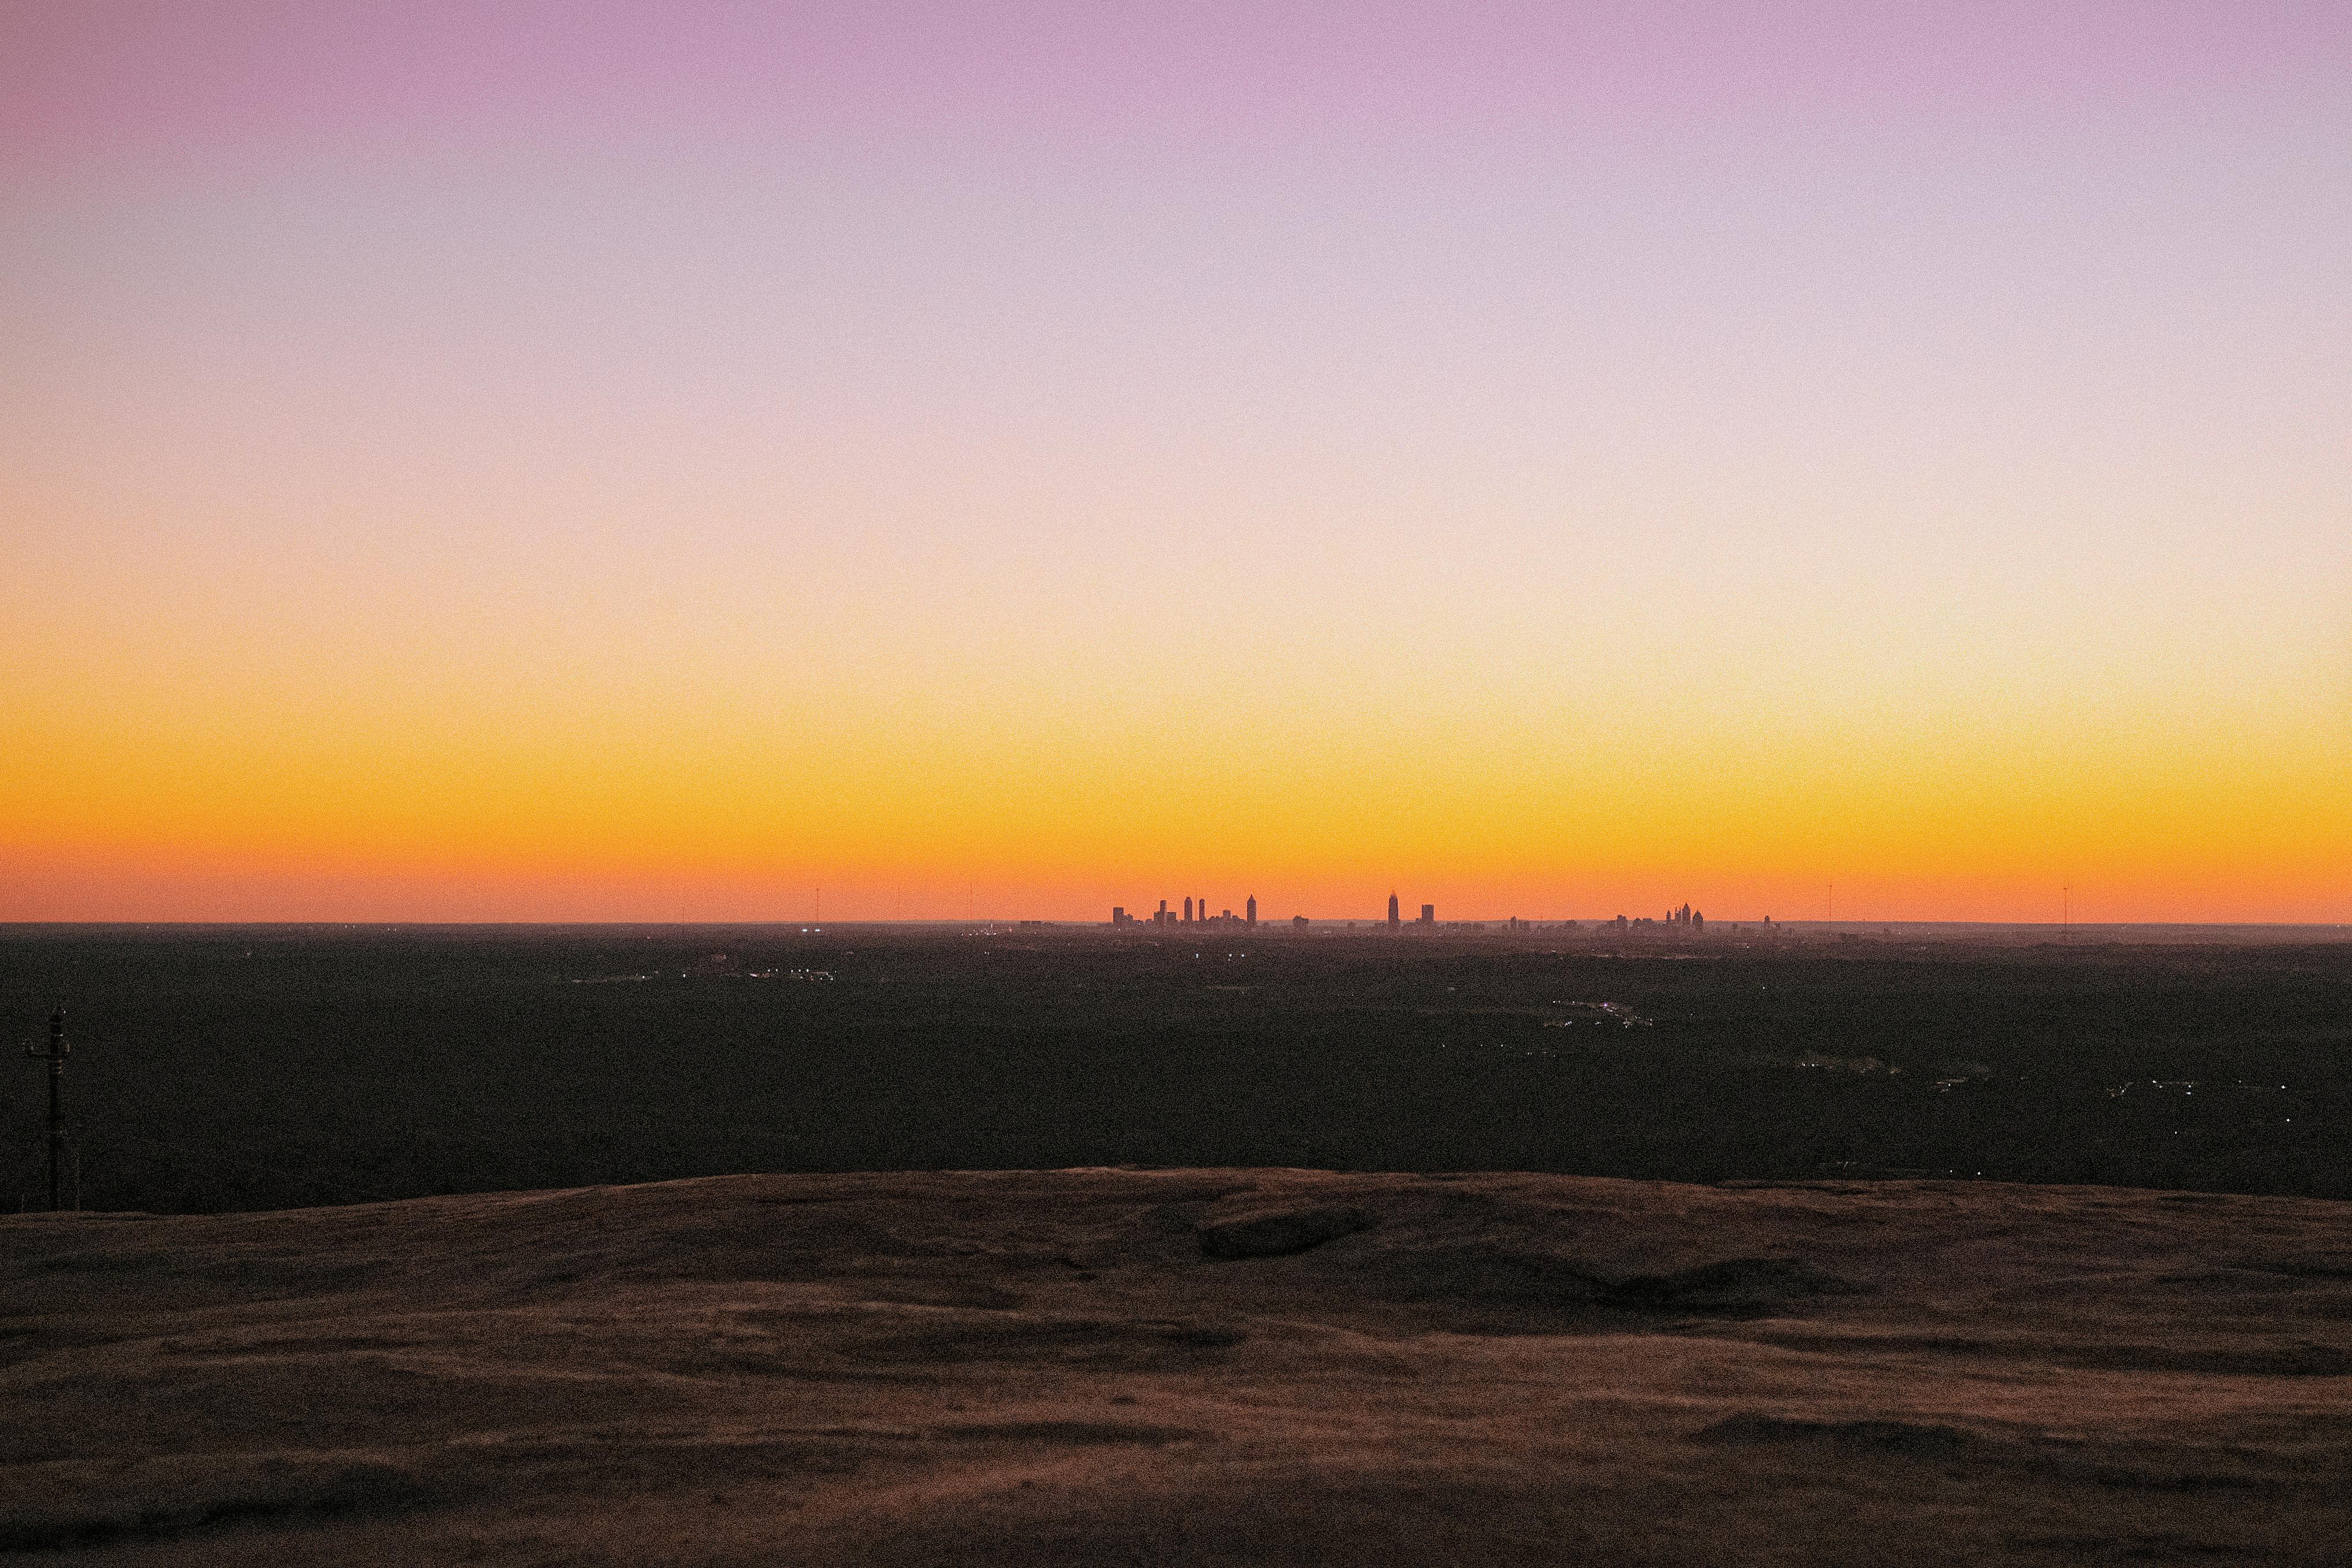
(1108, 894, 1721, 933)
(1111, 896, 1262, 929)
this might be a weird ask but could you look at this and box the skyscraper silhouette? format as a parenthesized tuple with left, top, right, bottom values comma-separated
(1184, 897, 1193, 923)
(1246, 895, 1257, 926)
(1388, 893, 1400, 928)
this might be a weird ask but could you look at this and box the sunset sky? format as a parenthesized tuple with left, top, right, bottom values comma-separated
(5, 1, 2347, 924)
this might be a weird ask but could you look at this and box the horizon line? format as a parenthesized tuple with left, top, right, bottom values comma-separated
(6, 919, 2350, 934)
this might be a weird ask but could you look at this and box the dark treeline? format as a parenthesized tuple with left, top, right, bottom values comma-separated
(2, 925, 2347, 1213)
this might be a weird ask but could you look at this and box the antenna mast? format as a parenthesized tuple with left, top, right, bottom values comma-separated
(26, 1009, 70, 1211)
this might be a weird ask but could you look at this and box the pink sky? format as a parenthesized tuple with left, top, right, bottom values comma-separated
(9, 2, 2347, 178)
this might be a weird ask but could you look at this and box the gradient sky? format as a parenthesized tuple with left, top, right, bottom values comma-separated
(5, 1, 2348, 923)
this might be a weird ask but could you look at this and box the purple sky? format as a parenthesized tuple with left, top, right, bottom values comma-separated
(10, 2, 2347, 176)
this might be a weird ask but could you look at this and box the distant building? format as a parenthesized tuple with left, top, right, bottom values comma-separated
(1184, 897, 1193, 923)
(1388, 893, 1400, 928)
(1418, 904, 1435, 925)
(1112, 906, 1127, 926)
(1692, 911, 1704, 931)
(1292, 914, 1309, 928)
(1246, 895, 1257, 927)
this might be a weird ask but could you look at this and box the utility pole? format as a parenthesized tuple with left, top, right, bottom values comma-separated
(26, 1009, 69, 1211)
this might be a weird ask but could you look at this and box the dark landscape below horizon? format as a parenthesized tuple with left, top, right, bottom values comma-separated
(7, 926, 2352, 1565)
(4, 923, 2347, 1214)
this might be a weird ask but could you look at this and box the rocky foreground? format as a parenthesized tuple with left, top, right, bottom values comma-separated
(6, 1171, 2352, 1566)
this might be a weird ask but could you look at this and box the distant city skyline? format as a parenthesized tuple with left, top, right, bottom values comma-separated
(1114, 891, 1726, 930)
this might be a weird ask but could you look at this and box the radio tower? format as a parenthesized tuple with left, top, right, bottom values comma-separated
(25, 1009, 71, 1211)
